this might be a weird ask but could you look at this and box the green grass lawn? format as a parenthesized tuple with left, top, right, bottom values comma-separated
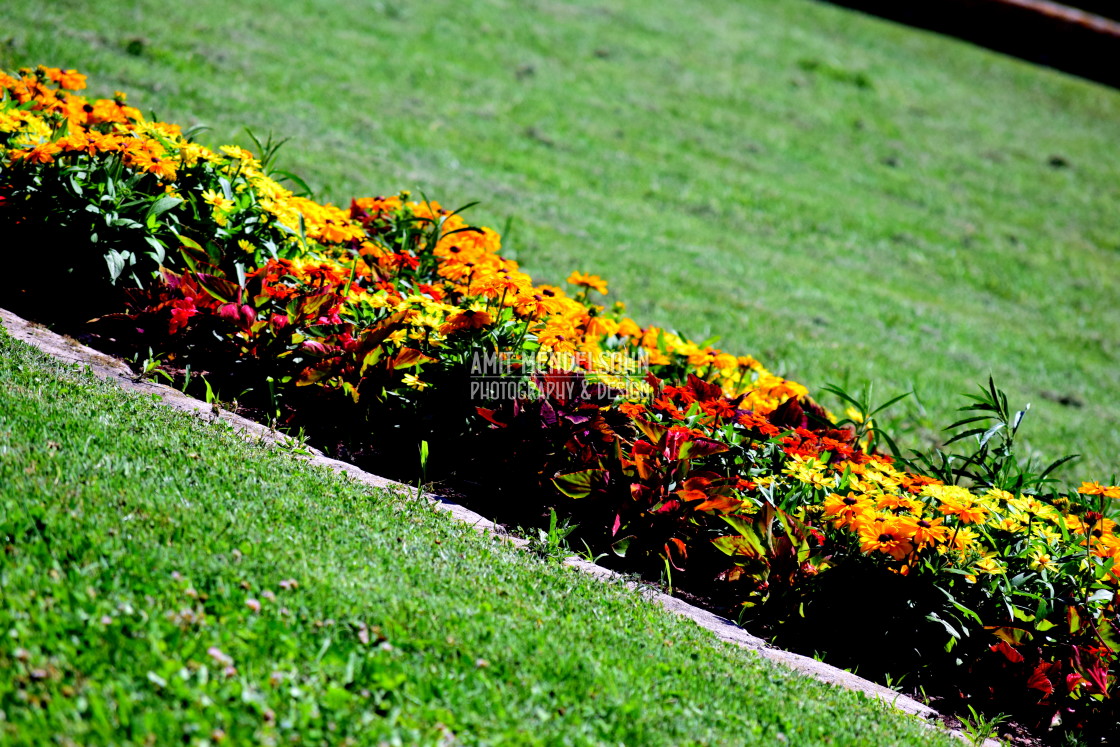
(0, 329, 956, 745)
(4, 0, 1118, 480)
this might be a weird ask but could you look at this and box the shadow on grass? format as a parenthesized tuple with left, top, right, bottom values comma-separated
(819, 0, 1120, 88)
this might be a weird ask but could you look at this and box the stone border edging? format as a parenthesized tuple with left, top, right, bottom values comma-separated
(1, 307, 997, 745)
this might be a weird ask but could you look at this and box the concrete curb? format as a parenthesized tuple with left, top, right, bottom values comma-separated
(1, 307, 997, 745)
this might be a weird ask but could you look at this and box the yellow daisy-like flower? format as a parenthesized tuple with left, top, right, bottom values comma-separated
(995, 515, 1027, 534)
(1028, 549, 1059, 573)
(1007, 494, 1061, 522)
(238, 239, 255, 254)
(783, 456, 831, 490)
(219, 144, 258, 164)
(201, 188, 234, 212)
(948, 527, 981, 552)
(985, 488, 1014, 503)
(972, 556, 1006, 576)
(1031, 524, 1062, 546)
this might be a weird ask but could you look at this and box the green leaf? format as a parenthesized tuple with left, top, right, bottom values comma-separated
(143, 236, 166, 265)
(104, 249, 130, 283)
(978, 422, 1005, 448)
(274, 169, 313, 198)
(927, 609, 963, 640)
(552, 469, 605, 499)
(711, 534, 763, 558)
(1088, 588, 1114, 605)
(146, 195, 182, 228)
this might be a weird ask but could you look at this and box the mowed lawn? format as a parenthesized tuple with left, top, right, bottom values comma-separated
(3, 0, 1118, 476)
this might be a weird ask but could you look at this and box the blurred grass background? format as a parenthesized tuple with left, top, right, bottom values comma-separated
(3, 0, 1118, 478)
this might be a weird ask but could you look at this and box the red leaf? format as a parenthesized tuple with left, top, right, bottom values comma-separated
(475, 407, 507, 428)
(665, 538, 688, 571)
(1027, 665, 1054, 695)
(390, 347, 434, 369)
(692, 495, 743, 514)
(990, 640, 1025, 664)
(676, 488, 709, 503)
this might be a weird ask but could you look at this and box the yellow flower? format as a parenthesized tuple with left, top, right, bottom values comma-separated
(219, 144, 258, 163)
(950, 527, 981, 552)
(995, 515, 1027, 534)
(238, 239, 255, 254)
(402, 373, 428, 391)
(1007, 494, 1061, 522)
(783, 456, 831, 489)
(1028, 550, 1059, 573)
(972, 556, 1006, 576)
(201, 188, 234, 212)
(1031, 524, 1062, 545)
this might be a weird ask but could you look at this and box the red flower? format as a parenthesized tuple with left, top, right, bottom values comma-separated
(168, 297, 198, 334)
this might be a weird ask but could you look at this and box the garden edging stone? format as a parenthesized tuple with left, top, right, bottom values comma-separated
(1, 306, 993, 745)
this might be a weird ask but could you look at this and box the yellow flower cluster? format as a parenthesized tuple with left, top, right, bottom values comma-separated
(784, 449, 1120, 583)
(0, 67, 363, 252)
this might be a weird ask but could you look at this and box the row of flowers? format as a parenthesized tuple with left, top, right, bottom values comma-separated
(2, 67, 1117, 740)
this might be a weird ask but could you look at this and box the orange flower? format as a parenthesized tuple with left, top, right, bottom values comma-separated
(875, 494, 921, 513)
(619, 402, 646, 418)
(439, 309, 493, 335)
(10, 142, 63, 164)
(858, 519, 914, 561)
(938, 495, 989, 524)
(567, 271, 608, 295)
(823, 492, 872, 530)
(616, 318, 642, 338)
(45, 67, 87, 91)
(897, 515, 949, 547)
(513, 290, 565, 319)
(536, 327, 577, 353)
(1079, 483, 1120, 499)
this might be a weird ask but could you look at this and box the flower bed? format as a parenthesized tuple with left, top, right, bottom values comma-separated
(2, 66, 1117, 742)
